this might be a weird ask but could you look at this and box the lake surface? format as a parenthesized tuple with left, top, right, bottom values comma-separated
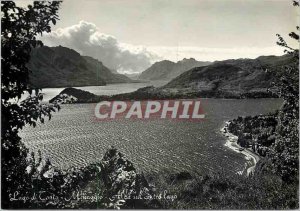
(20, 81, 169, 103)
(19, 97, 283, 175)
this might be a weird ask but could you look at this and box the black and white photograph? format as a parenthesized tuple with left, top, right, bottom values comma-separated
(1, 0, 299, 209)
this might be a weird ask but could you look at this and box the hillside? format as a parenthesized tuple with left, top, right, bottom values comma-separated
(27, 46, 132, 88)
(163, 54, 293, 96)
(50, 54, 293, 101)
(138, 58, 211, 81)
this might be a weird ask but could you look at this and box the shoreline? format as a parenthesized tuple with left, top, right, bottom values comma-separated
(221, 121, 260, 176)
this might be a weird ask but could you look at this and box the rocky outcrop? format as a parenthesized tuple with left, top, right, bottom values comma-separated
(99, 147, 161, 209)
(49, 87, 100, 103)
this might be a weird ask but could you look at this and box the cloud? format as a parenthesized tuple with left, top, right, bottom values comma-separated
(40, 21, 160, 73)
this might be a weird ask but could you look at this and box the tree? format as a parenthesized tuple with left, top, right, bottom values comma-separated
(268, 0, 299, 182)
(1, 3, 154, 209)
(1, 1, 61, 208)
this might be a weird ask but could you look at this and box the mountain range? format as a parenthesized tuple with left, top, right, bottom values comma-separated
(138, 58, 211, 81)
(163, 54, 294, 97)
(28, 44, 293, 99)
(27, 46, 133, 88)
(50, 54, 293, 102)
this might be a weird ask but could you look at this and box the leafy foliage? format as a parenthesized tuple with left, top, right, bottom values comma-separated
(228, 0, 299, 183)
(146, 170, 298, 209)
(228, 114, 278, 156)
(14, 151, 99, 209)
(268, 1, 299, 182)
(1, 1, 62, 208)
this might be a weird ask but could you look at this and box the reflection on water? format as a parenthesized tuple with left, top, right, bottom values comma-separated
(20, 98, 283, 175)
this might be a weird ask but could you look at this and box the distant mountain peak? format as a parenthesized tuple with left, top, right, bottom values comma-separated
(139, 58, 211, 81)
(179, 58, 196, 62)
(156, 60, 176, 64)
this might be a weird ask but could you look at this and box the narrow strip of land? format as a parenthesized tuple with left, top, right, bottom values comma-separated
(221, 121, 260, 176)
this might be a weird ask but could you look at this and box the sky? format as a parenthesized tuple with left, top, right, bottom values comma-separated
(16, 0, 299, 73)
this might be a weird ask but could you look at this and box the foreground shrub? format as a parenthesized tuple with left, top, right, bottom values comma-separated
(146, 170, 298, 209)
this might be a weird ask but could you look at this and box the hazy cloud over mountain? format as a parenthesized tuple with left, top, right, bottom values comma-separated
(41, 21, 160, 73)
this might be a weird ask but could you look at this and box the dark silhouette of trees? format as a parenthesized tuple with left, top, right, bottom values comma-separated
(1, 3, 155, 209)
(266, 1, 299, 182)
(1, 1, 61, 208)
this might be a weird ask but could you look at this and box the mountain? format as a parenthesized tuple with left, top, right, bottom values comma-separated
(123, 73, 141, 80)
(27, 46, 132, 88)
(138, 58, 211, 81)
(163, 54, 294, 97)
(49, 54, 294, 102)
(82, 56, 133, 83)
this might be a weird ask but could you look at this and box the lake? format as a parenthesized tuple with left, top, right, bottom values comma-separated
(19, 80, 169, 103)
(19, 90, 283, 175)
